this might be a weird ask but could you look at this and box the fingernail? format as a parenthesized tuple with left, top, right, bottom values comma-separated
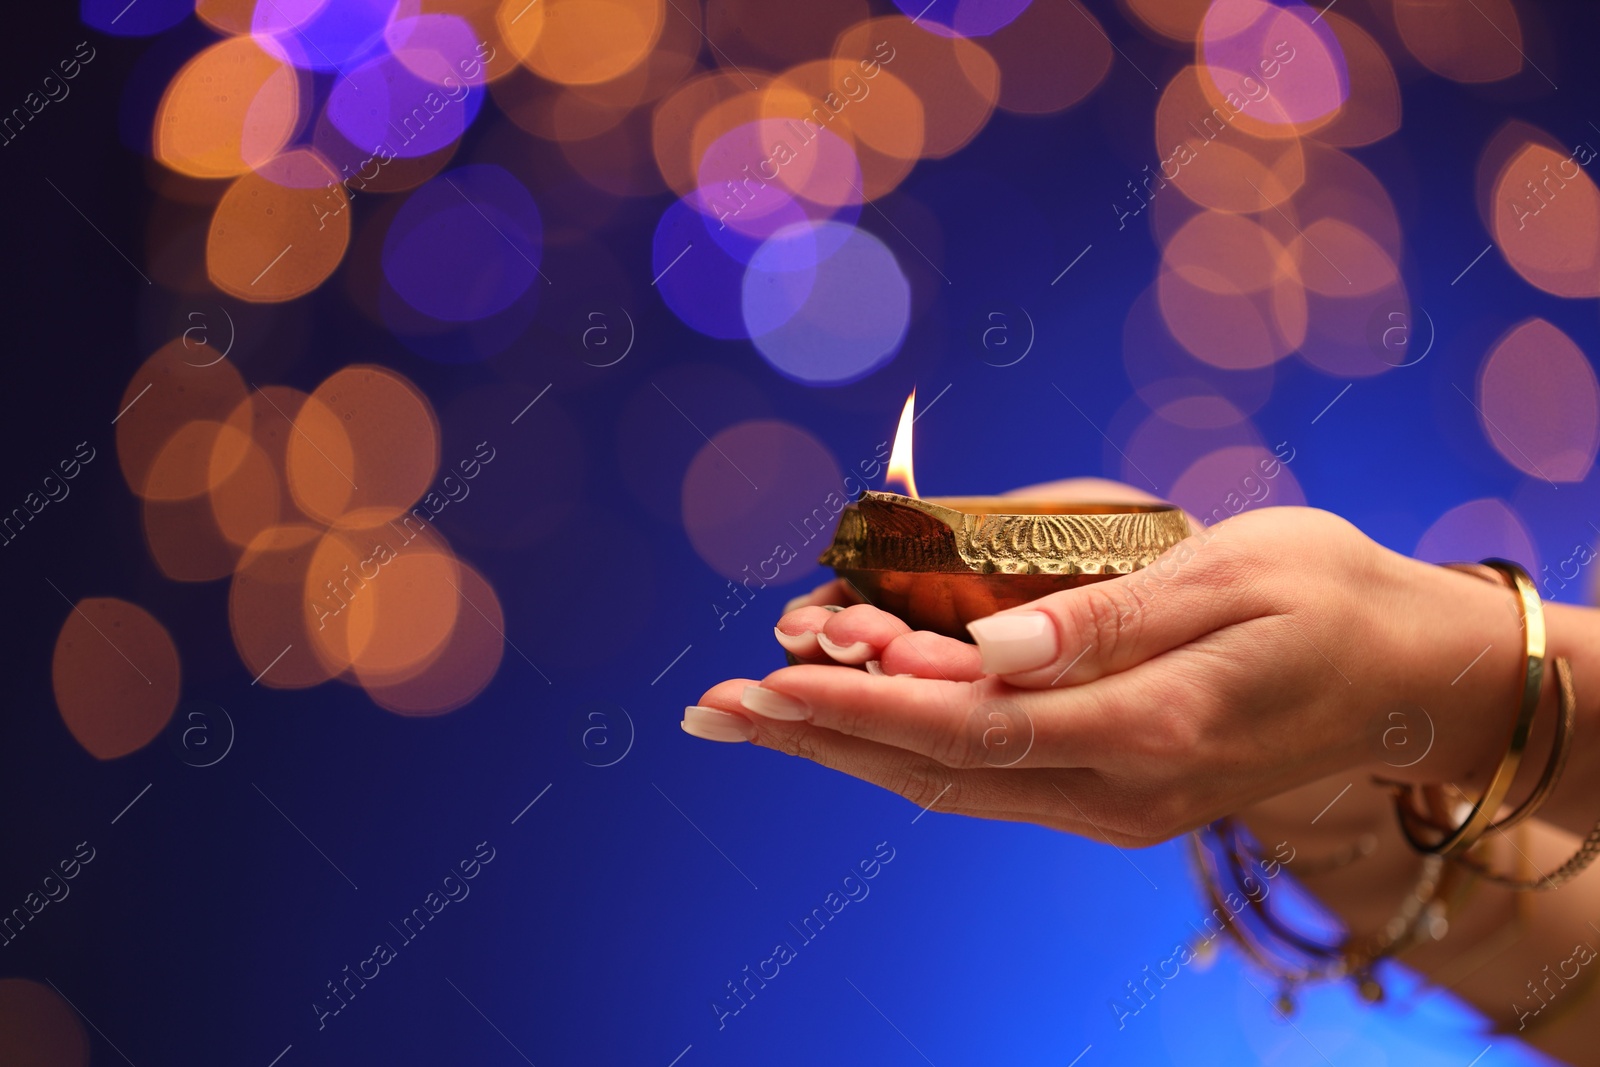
(817, 633, 873, 665)
(741, 685, 807, 722)
(773, 625, 820, 657)
(966, 611, 1057, 675)
(682, 705, 756, 743)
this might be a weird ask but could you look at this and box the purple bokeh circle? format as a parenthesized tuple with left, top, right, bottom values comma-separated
(653, 196, 764, 341)
(742, 222, 909, 386)
(326, 52, 483, 160)
(382, 164, 543, 323)
(82, 0, 191, 36)
(891, 0, 1032, 37)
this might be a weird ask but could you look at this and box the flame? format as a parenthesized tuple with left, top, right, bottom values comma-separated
(885, 389, 919, 498)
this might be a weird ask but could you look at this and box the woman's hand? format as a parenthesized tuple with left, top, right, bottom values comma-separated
(686, 505, 1531, 847)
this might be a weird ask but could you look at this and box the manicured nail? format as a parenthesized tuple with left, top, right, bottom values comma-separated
(741, 685, 807, 721)
(817, 633, 873, 665)
(774, 626, 820, 657)
(682, 705, 756, 743)
(966, 611, 1057, 675)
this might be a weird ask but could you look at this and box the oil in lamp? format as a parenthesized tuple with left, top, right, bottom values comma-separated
(819, 392, 1192, 638)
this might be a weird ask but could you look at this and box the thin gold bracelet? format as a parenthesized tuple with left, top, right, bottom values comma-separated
(1453, 657, 1600, 891)
(1387, 559, 1546, 858)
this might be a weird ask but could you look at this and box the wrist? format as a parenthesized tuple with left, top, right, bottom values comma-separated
(1362, 551, 1526, 789)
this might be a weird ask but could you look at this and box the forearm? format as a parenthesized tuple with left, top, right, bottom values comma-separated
(1529, 602, 1600, 838)
(1359, 552, 1600, 841)
(1233, 561, 1600, 1053)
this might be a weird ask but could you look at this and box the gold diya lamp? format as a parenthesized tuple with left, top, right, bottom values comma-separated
(820, 393, 1192, 639)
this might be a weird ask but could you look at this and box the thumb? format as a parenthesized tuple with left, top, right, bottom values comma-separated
(963, 535, 1251, 688)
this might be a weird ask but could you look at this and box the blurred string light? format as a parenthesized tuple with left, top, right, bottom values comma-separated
(1118, 0, 1593, 599)
(91, 0, 1599, 739)
(63, 339, 503, 741)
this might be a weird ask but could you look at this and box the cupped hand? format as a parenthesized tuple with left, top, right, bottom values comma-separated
(686, 505, 1524, 847)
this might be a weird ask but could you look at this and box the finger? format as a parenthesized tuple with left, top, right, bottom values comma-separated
(683, 678, 761, 743)
(773, 605, 847, 663)
(964, 532, 1259, 688)
(878, 629, 985, 681)
(774, 601, 910, 665)
(703, 695, 1108, 826)
(816, 603, 911, 665)
(737, 664, 1116, 770)
(1002, 477, 1164, 505)
(689, 681, 1158, 844)
(1002, 478, 1202, 532)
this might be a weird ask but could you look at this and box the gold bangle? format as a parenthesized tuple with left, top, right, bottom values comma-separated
(1389, 559, 1546, 858)
(1453, 658, 1600, 890)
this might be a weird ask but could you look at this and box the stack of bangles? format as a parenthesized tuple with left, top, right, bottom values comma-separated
(1190, 558, 1600, 1016)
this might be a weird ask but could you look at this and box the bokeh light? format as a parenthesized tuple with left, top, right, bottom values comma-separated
(1122, 282, 1277, 421)
(709, 0, 869, 68)
(1310, 13, 1399, 148)
(1199, 0, 1347, 138)
(1477, 319, 1600, 483)
(0, 979, 89, 1067)
(252, 0, 394, 73)
(1414, 498, 1539, 572)
(1120, 404, 1271, 494)
(325, 52, 486, 160)
(154, 37, 301, 179)
(695, 119, 864, 241)
(1167, 443, 1306, 519)
(408, 0, 519, 83)
(1124, 0, 1210, 43)
(1394, 0, 1525, 83)
(382, 164, 543, 321)
(1491, 141, 1600, 298)
(1154, 65, 1305, 214)
(762, 58, 923, 201)
(82, 0, 188, 36)
(195, 0, 262, 36)
(387, 11, 490, 88)
(116, 341, 250, 500)
(502, 0, 666, 85)
(654, 69, 772, 199)
(742, 221, 911, 385)
(833, 17, 1000, 160)
(52, 598, 181, 760)
(653, 195, 757, 339)
(304, 523, 460, 683)
(288, 365, 440, 527)
(231, 523, 342, 689)
(365, 560, 505, 715)
(144, 492, 243, 582)
(312, 106, 460, 195)
(680, 419, 843, 582)
(983, 0, 1111, 114)
(207, 149, 352, 302)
